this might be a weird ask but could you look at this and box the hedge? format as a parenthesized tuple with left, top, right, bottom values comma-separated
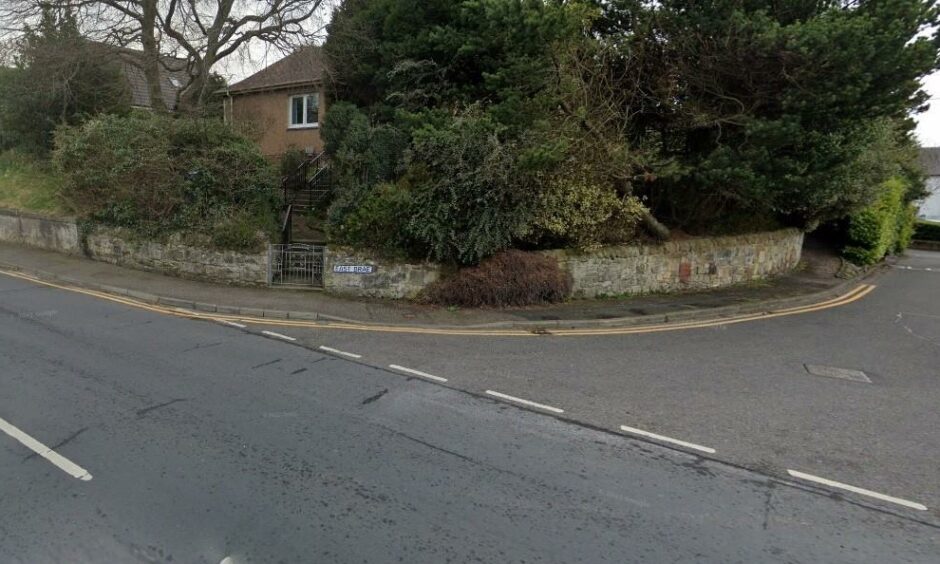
(842, 177, 916, 265)
(914, 220, 940, 242)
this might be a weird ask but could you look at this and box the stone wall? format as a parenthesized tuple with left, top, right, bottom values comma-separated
(0, 208, 80, 253)
(0, 206, 803, 298)
(542, 228, 804, 298)
(323, 246, 440, 299)
(84, 228, 268, 286)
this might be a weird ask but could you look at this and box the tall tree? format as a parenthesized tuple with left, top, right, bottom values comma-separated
(0, 6, 129, 152)
(1, 0, 328, 113)
(599, 0, 940, 229)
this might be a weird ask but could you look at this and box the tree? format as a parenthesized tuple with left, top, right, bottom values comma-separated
(617, 0, 940, 229)
(324, 0, 582, 124)
(1, 0, 329, 113)
(161, 0, 328, 109)
(0, 6, 129, 153)
(322, 0, 939, 262)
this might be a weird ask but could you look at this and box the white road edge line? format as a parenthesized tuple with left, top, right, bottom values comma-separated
(0, 416, 93, 481)
(261, 330, 296, 342)
(319, 345, 362, 359)
(787, 469, 927, 511)
(484, 390, 564, 414)
(388, 364, 448, 383)
(220, 320, 247, 329)
(619, 425, 716, 454)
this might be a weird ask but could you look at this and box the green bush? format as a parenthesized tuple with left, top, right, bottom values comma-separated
(896, 205, 917, 252)
(914, 220, 940, 242)
(842, 177, 916, 265)
(324, 103, 409, 233)
(53, 114, 277, 248)
(209, 209, 277, 251)
(532, 165, 646, 249)
(422, 250, 571, 307)
(406, 110, 536, 265)
(331, 182, 417, 255)
(321, 101, 365, 156)
(279, 146, 309, 177)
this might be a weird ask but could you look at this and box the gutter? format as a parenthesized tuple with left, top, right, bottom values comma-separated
(222, 79, 322, 97)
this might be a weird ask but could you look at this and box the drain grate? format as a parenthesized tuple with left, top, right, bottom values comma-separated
(804, 364, 872, 383)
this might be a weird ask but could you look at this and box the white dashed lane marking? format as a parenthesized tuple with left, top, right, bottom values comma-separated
(619, 425, 716, 454)
(221, 320, 247, 329)
(261, 330, 296, 342)
(484, 390, 564, 414)
(0, 416, 93, 481)
(787, 469, 927, 511)
(319, 346, 362, 359)
(388, 364, 448, 383)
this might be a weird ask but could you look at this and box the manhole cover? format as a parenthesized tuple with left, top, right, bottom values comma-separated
(804, 364, 872, 384)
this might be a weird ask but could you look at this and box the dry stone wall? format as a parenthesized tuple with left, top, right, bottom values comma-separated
(0, 210, 267, 286)
(0, 208, 804, 298)
(84, 229, 268, 286)
(542, 229, 804, 298)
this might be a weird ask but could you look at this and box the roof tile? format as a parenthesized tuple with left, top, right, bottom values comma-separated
(228, 45, 323, 94)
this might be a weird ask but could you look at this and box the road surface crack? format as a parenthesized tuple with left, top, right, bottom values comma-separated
(360, 389, 388, 405)
(136, 398, 187, 418)
(372, 423, 532, 483)
(894, 313, 940, 348)
(24, 426, 87, 460)
(181, 341, 223, 353)
(251, 358, 282, 370)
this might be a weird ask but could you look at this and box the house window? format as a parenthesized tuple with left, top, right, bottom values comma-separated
(289, 93, 319, 128)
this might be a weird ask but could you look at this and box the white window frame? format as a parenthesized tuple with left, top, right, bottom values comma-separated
(288, 93, 319, 129)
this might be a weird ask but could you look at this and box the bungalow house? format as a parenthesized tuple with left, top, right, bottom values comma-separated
(90, 43, 189, 111)
(918, 147, 940, 221)
(220, 45, 326, 159)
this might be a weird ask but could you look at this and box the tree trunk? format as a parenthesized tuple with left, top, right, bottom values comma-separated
(141, 0, 166, 112)
(640, 209, 670, 241)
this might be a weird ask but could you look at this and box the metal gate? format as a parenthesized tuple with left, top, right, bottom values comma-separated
(268, 243, 324, 287)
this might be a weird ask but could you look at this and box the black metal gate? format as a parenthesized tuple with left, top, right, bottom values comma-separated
(268, 243, 324, 287)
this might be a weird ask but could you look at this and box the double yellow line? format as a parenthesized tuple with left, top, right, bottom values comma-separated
(0, 268, 876, 338)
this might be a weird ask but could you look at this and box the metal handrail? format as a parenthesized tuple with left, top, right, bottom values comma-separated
(280, 150, 329, 206)
(281, 203, 293, 245)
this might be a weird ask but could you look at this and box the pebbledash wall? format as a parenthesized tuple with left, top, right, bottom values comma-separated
(0, 208, 803, 298)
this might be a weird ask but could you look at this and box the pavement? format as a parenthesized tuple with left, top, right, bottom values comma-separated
(1, 267, 938, 563)
(0, 240, 854, 329)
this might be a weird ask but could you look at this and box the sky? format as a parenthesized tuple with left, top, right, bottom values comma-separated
(916, 72, 940, 148)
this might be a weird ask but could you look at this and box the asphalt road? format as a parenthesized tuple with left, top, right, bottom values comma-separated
(2, 256, 939, 562)
(283, 251, 940, 521)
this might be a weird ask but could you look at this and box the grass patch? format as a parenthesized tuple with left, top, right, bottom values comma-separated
(0, 150, 67, 216)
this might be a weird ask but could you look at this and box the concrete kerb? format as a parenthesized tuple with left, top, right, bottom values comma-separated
(0, 257, 883, 332)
